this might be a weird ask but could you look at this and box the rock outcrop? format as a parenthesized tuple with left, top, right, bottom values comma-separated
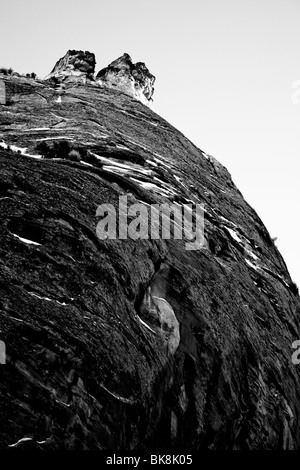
(45, 50, 96, 82)
(44, 51, 155, 106)
(96, 53, 155, 106)
(0, 53, 300, 450)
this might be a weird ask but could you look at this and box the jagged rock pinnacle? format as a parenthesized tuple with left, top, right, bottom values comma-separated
(45, 50, 96, 81)
(44, 50, 155, 106)
(96, 53, 155, 105)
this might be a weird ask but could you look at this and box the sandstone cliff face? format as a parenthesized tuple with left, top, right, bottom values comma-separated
(0, 61, 300, 450)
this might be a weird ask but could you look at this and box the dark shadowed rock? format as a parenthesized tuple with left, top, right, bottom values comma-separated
(96, 53, 155, 105)
(0, 54, 300, 450)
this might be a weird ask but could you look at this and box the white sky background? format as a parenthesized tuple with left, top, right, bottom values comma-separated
(1, 0, 300, 285)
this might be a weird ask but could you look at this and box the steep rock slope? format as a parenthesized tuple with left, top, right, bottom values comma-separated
(0, 59, 300, 450)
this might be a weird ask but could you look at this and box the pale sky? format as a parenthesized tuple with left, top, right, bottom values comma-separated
(1, 0, 300, 286)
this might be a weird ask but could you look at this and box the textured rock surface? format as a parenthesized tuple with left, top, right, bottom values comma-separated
(0, 79, 5, 105)
(44, 51, 155, 106)
(0, 65, 300, 450)
(96, 53, 155, 106)
(45, 50, 96, 81)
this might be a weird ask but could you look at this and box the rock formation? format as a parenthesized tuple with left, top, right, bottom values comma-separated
(44, 51, 155, 106)
(45, 50, 96, 82)
(0, 51, 300, 450)
(96, 53, 155, 106)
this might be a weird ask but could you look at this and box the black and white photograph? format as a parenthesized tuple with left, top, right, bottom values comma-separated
(0, 0, 300, 459)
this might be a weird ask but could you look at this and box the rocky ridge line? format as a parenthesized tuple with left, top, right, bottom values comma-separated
(44, 50, 155, 106)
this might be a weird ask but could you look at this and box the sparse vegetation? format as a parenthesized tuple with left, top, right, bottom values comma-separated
(68, 149, 81, 162)
(0, 67, 36, 79)
(35, 140, 98, 165)
(0, 67, 14, 76)
(289, 281, 299, 296)
(35, 141, 54, 158)
(25, 72, 37, 79)
(83, 152, 100, 165)
(35, 140, 72, 159)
